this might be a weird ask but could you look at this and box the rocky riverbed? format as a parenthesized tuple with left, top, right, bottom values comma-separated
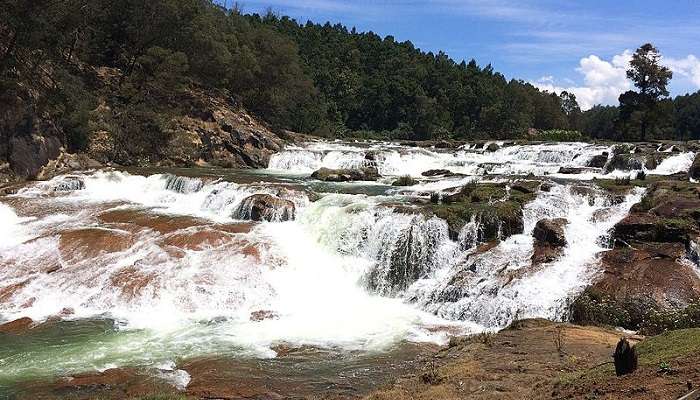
(1, 140, 700, 399)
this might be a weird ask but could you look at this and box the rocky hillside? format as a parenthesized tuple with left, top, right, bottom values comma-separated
(0, 83, 286, 185)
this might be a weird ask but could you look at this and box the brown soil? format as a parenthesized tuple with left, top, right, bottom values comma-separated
(366, 322, 700, 400)
(365, 320, 621, 400)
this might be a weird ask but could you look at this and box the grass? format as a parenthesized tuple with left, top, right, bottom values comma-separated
(635, 328, 700, 365)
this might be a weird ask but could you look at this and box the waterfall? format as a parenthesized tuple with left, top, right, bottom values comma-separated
(406, 184, 645, 328)
(0, 139, 693, 386)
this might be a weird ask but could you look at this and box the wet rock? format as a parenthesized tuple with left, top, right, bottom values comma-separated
(558, 167, 585, 174)
(233, 194, 295, 222)
(392, 176, 419, 186)
(163, 174, 204, 193)
(613, 338, 638, 376)
(250, 310, 279, 321)
(605, 154, 641, 172)
(486, 142, 500, 152)
(421, 169, 454, 177)
(587, 153, 609, 168)
(689, 153, 700, 180)
(532, 218, 567, 265)
(533, 218, 568, 247)
(0, 317, 34, 334)
(99, 209, 208, 234)
(311, 167, 380, 182)
(53, 176, 85, 191)
(110, 266, 157, 301)
(59, 228, 135, 260)
(162, 229, 232, 251)
(511, 181, 539, 194)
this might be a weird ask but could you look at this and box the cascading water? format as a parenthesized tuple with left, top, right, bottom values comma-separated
(0, 140, 694, 395)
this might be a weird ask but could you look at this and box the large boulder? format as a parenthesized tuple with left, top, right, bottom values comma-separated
(311, 167, 379, 182)
(533, 218, 568, 247)
(53, 176, 85, 192)
(690, 153, 700, 180)
(486, 142, 500, 152)
(531, 218, 568, 265)
(233, 194, 295, 222)
(570, 245, 700, 333)
(587, 153, 609, 168)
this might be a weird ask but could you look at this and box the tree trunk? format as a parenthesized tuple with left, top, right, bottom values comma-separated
(613, 337, 638, 376)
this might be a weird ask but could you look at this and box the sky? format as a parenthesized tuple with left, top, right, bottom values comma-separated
(229, 0, 700, 110)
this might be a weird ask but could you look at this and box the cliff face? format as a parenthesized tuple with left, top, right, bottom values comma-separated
(155, 91, 284, 169)
(0, 90, 63, 183)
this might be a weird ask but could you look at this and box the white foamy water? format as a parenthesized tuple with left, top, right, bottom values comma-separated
(647, 151, 696, 175)
(269, 141, 695, 179)
(0, 139, 689, 386)
(407, 184, 645, 326)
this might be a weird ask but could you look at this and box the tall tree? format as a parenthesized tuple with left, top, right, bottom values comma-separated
(619, 43, 673, 140)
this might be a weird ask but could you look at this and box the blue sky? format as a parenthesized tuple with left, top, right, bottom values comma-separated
(230, 0, 700, 109)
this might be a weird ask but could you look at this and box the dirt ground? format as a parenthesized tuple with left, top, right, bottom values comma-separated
(364, 320, 700, 400)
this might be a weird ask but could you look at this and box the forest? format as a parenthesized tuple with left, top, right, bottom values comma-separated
(2, 0, 700, 152)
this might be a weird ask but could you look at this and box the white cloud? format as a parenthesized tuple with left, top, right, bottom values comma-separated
(535, 50, 700, 110)
(665, 55, 700, 88)
(534, 51, 632, 110)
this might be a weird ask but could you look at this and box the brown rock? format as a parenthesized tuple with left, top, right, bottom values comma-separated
(311, 167, 380, 182)
(0, 317, 34, 334)
(533, 218, 568, 247)
(250, 310, 278, 321)
(233, 194, 295, 222)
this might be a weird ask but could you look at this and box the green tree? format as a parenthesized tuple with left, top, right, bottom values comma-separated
(619, 43, 673, 140)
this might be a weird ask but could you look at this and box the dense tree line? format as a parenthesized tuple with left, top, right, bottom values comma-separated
(1, 0, 698, 153)
(581, 93, 700, 141)
(255, 14, 578, 139)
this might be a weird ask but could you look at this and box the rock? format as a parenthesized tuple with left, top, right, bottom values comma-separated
(533, 218, 568, 247)
(0, 317, 34, 334)
(250, 310, 278, 321)
(587, 153, 609, 168)
(613, 213, 693, 244)
(511, 181, 539, 194)
(435, 140, 451, 149)
(690, 153, 700, 180)
(392, 176, 419, 186)
(421, 169, 454, 177)
(604, 154, 644, 173)
(558, 167, 584, 174)
(531, 218, 568, 265)
(613, 338, 638, 376)
(53, 176, 85, 191)
(233, 194, 295, 222)
(310, 167, 379, 182)
(486, 142, 500, 152)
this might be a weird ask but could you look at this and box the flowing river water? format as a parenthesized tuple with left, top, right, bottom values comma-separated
(0, 141, 695, 398)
